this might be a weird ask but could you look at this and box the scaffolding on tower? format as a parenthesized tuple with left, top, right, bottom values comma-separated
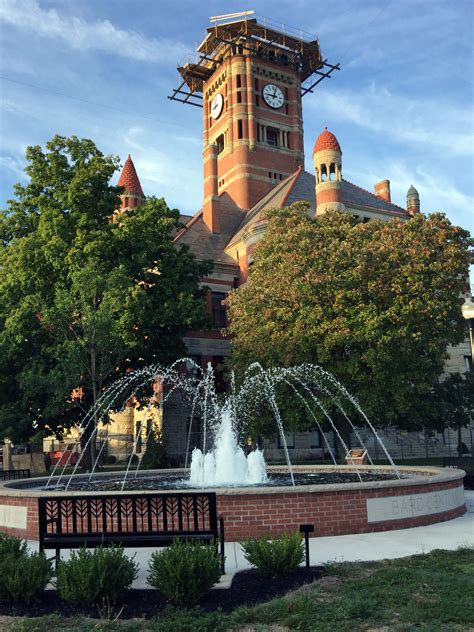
(168, 12, 340, 107)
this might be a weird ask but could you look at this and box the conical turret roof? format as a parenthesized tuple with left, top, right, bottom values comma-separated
(118, 155, 144, 197)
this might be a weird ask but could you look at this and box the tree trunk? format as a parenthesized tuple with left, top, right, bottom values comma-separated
(81, 345, 98, 472)
(333, 412, 352, 463)
(457, 423, 463, 458)
(80, 422, 96, 472)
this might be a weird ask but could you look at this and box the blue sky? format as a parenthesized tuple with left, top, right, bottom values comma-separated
(0, 0, 472, 240)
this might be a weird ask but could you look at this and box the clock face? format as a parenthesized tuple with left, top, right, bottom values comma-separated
(262, 84, 284, 109)
(210, 93, 224, 119)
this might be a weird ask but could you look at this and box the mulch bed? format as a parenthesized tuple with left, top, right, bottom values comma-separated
(0, 567, 323, 619)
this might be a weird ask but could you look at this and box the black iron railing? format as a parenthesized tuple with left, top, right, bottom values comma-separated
(1, 469, 31, 480)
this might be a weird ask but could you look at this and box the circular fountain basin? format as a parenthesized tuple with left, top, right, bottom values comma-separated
(0, 465, 466, 541)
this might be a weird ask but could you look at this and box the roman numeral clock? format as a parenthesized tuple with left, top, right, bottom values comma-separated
(262, 84, 285, 109)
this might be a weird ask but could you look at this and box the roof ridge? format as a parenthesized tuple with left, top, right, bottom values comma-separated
(280, 165, 304, 207)
(235, 175, 293, 229)
(342, 178, 407, 213)
(174, 209, 204, 242)
(224, 176, 296, 250)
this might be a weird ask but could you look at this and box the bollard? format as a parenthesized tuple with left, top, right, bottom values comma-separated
(299, 524, 314, 568)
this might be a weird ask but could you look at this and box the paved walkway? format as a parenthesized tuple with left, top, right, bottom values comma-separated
(32, 490, 474, 589)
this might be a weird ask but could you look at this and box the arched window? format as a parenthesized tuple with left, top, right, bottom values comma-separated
(216, 134, 225, 154)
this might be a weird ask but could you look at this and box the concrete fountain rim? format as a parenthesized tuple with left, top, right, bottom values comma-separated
(0, 465, 465, 497)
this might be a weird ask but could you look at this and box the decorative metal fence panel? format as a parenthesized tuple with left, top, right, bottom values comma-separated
(1, 469, 31, 480)
(38, 492, 218, 537)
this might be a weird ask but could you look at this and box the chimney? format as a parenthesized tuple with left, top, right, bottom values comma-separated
(203, 144, 221, 233)
(374, 179, 391, 203)
(406, 185, 420, 215)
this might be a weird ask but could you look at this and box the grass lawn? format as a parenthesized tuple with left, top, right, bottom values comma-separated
(2, 547, 473, 631)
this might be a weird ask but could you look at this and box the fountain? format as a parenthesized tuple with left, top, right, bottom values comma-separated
(0, 361, 467, 541)
(189, 406, 268, 487)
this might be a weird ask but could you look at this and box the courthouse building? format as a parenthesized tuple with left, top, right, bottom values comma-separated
(109, 14, 472, 461)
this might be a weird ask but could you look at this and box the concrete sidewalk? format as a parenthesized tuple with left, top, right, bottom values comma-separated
(129, 489, 474, 588)
(32, 490, 474, 589)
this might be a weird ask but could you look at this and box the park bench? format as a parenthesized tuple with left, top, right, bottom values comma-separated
(443, 456, 474, 469)
(1, 469, 31, 480)
(443, 456, 474, 489)
(38, 491, 225, 571)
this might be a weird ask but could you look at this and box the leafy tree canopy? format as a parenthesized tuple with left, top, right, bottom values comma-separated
(435, 371, 474, 433)
(0, 135, 212, 443)
(226, 203, 472, 433)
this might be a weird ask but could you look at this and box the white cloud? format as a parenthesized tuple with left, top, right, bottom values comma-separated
(0, 0, 188, 63)
(306, 84, 473, 157)
(0, 154, 28, 180)
(0, 96, 43, 120)
(344, 159, 474, 232)
(119, 126, 201, 213)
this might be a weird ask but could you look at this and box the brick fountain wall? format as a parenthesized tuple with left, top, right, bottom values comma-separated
(0, 466, 466, 542)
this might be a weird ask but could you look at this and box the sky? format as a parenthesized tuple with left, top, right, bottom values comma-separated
(0, 0, 473, 241)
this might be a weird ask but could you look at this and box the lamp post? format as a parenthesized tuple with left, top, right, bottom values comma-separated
(461, 299, 474, 369)
(461, 299, 474, 453)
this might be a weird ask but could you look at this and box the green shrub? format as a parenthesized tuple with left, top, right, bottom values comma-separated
(0, 533, 52, 604)
(147, 540, 221, 605)
(0, 532, 28, 558)
(0, 553, 53, 604)
(240, 532, 305, 578)
(56, 546, 138, 605)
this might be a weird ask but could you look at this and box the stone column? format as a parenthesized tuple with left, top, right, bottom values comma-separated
(246, 56, 256, 149)
(3, 440, 13, 470)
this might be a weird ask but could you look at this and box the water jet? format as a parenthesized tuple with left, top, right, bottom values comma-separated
(0, 361, 466, 541)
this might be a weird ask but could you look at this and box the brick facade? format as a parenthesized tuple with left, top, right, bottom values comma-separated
(216, 478, 465, 540)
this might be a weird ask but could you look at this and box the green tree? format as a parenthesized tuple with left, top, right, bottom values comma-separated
(435, 372, 474, 456)
(0, 136, 211, 465)
(226, 204, 471, 441)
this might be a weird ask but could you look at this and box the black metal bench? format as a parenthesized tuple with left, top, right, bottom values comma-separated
(38, 492, 225, 571)
(1, 469, 31, 480)
(443, 457, 474, 470)
(443, 457, 474, 489)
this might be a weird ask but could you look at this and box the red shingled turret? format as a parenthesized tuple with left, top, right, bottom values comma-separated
(117, 155, 145, 210)
(313, 128, 341, 155)
(118, 155, 145, 197)
(313, 127, 344, 215)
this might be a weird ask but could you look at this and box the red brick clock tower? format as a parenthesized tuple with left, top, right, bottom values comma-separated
(170, 12, 339, 232)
